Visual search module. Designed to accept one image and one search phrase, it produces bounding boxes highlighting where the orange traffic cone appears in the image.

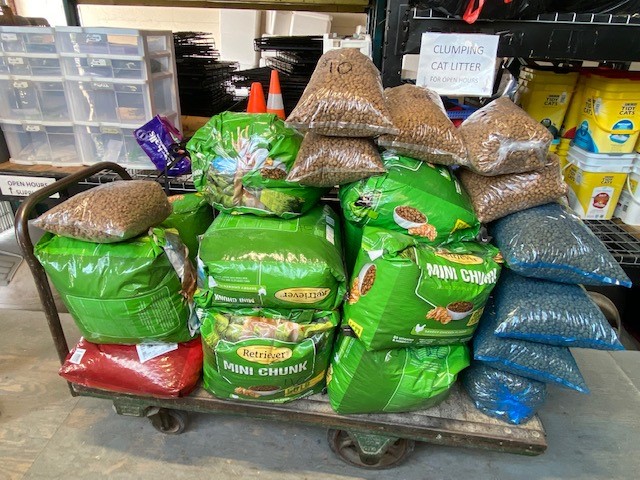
[247,82,267,113]
[267,70,286,119]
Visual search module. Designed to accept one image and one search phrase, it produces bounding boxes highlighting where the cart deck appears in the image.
[15,163,547,469]
[77,383,546,455]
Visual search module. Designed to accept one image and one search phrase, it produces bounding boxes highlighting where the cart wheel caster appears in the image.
[327,429,415,469]
[147,408,187,435]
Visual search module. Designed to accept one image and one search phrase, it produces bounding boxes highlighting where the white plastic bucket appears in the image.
[565,146,633,220]
[614,163,640,225]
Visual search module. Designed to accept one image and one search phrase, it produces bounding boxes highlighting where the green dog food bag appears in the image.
[343,219,364,277]
[161,193,214,262]
[344,227,502,350]
[339,153,480,246]
[327,334,470,414]
[187,112,326,218]
[198,303,338,403]
[35,228,196,344]
[198,204,346,310]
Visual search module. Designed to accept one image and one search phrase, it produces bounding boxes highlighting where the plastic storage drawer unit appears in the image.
[0,77,70,122]
[66,76,178,125]
[75,123,154,169]
[61,53,171,80]
[1,121,81,166]
[0,27,56,54]
[56,27,172,56]
[2,54,62,76]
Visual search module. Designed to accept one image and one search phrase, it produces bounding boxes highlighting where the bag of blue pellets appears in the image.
[493,270,623,350]
[462,363,547,425]
[474,299,589,393]
[490,203,631,288]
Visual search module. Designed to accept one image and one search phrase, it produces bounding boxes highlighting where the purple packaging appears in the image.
[135,116,191,176]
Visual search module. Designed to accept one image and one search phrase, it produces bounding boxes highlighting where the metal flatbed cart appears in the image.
[15,163,546,469]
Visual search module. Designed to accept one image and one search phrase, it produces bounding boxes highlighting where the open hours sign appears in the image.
[417,33,499,97]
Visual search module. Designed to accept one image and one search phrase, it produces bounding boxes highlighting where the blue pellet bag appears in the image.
[493,270,624,350]
[462,362,547,425]
[490,203,631,287]
[474,299,589,393]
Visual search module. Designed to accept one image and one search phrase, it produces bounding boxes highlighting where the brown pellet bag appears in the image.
[34,180,172,243]
[377,85,467,165]
[458,155,568,223]
[286,48,396,137]
[286,133,386,187]
[460,97,553,176]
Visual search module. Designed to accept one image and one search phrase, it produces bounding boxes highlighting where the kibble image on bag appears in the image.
[340,153,480,245]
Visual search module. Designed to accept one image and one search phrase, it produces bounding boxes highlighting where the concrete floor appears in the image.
[2,235,640,478]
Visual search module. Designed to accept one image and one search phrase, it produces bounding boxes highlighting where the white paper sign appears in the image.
[136,343,178,363]
[0,175,59,198]
[417,33,500,97]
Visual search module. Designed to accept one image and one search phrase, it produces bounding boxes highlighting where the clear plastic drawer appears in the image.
[61,53,171,80]
[2,54,62,76]
[0,77,70,122]
[0,27,57,54]
[66,76,177,125]
[75,123,154,169]
[1,121,81,166]
[56,27,171,56]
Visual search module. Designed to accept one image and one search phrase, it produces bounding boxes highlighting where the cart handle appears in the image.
[14,163,132,376]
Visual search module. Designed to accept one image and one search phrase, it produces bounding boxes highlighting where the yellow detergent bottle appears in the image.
[573,73,640,153]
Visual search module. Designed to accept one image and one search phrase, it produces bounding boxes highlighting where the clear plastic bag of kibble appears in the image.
[493,270,624,350]
[285,48,397,138]
[459,97,553,176]
[33,181,172,243]
[458,156,568,223]
[462,363,547,425]
[286,133,386,187]
[490,202,632,287]
[376,84,467,166]
[474,298,589,393]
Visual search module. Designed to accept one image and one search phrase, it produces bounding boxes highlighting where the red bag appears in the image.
[59,338,203,398]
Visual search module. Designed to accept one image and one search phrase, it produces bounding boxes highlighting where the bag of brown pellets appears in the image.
[286,49,397,137]
[377,85,467,165]
[459,97,553,176]
[34,180,172,243]
[458,155,568,223]
[286,133,386,187]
